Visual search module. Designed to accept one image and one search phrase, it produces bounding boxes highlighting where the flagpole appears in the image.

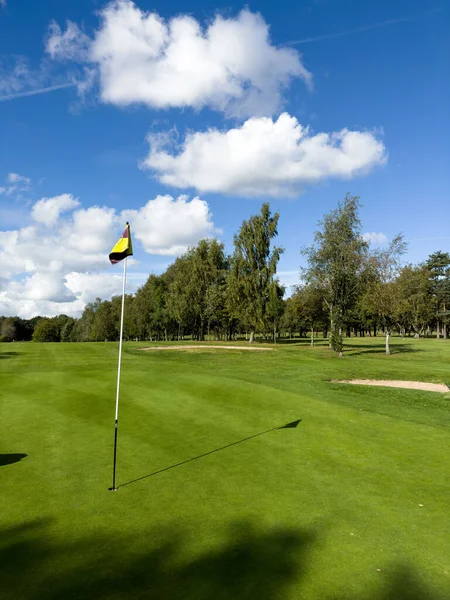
[109,255,128,491]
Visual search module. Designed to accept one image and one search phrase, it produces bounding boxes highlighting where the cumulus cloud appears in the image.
[0,192,217,317]
[31,193,80,226]
[143,113,387,197]
[363,232,388,246]
[46,2,310,116]
[122,194,219,255]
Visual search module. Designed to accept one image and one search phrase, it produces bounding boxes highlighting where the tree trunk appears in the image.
[385,330,390,355]
[437,321,440,339]
[310,327,314,347]
[329,311,334,348]
[249,330,254,344]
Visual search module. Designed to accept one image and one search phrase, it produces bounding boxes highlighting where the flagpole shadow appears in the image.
[119,420,301,489]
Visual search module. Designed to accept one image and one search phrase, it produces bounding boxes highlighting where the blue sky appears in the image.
[0,0,449,318]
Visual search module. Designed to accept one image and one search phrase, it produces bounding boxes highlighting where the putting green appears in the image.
[1,338,449,599]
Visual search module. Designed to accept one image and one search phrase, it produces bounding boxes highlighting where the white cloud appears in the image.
[0,0,6,9]
[0,172,32,196]
[46,2,311,117]
[31,193,80,226]
[143,113,387,197]
[363,232,388,246]
[7,173,30,184]
[65,272,126,305]
[122,194,219,255]
[46,21,91,61]
[0,193,218,317]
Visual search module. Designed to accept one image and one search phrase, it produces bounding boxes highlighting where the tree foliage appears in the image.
[302,194,369,355]
[228,203,283,342]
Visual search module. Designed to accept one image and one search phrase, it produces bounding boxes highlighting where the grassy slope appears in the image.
[1,338,449,600]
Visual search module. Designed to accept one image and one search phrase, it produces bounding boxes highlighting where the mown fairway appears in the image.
[1,338,449,600]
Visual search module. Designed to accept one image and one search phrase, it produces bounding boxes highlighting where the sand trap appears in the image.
[140,345,273,352]
[332,379,449,393]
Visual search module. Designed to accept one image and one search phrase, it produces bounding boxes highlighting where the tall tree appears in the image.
[0,317,17,342]
[71,298,102,341]
[395,265,434,338]
[227,203,283,343]
[134,274,170,341]
[362,235,407,354]
[302,194,369,356]
[266,281,285,343]
[292,284,327,347]
[426,251,450,339]
[91,301,116,341]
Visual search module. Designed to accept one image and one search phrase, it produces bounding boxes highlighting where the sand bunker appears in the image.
[140,345,273,352]
[332,379,449,393]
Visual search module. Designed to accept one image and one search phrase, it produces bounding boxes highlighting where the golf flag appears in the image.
[109,223,133,264]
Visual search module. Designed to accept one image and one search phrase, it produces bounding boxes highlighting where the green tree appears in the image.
[292,284,327,347]
[91,301,116,341]
[395,265,434,338]
[70,298,102,341]
[227,203,283,343]
[362,235,407,355]
[111,294,137,340]
[32,318,61,342]
[60,318,76,342]
[266,281,285,343]
[426,251,450,339]
[134,274,170,341]
[0,317,17,342]
[302,195,369,356]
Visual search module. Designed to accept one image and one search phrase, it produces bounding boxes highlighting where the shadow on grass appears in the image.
[1,519,447,600]
[0,453,27,466]
[0,519,314,600]
[274,338,330,346]
[343,344,423,357]
[120,420,301,488]
[0,351,21,359]
[333,567,447,600]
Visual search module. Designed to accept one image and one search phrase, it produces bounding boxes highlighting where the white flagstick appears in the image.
[110,255,128,491]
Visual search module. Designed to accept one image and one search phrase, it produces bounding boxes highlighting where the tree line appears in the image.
[1,196,449,355]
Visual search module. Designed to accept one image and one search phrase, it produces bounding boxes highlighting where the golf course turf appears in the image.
[1,338,449,599]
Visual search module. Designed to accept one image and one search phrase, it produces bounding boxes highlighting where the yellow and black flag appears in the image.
[109,223,133,264]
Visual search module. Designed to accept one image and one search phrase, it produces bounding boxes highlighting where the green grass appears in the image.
[1,337,450,599]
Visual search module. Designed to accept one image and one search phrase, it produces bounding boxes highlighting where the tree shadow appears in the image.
[120,420,301,489]
[0,518,315,600]
[343,344,422,357]
[1,520,447,600]
[276,337,329,348]
[0,351,21,359]
[0,453,27,466]
[333,565,448,600]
